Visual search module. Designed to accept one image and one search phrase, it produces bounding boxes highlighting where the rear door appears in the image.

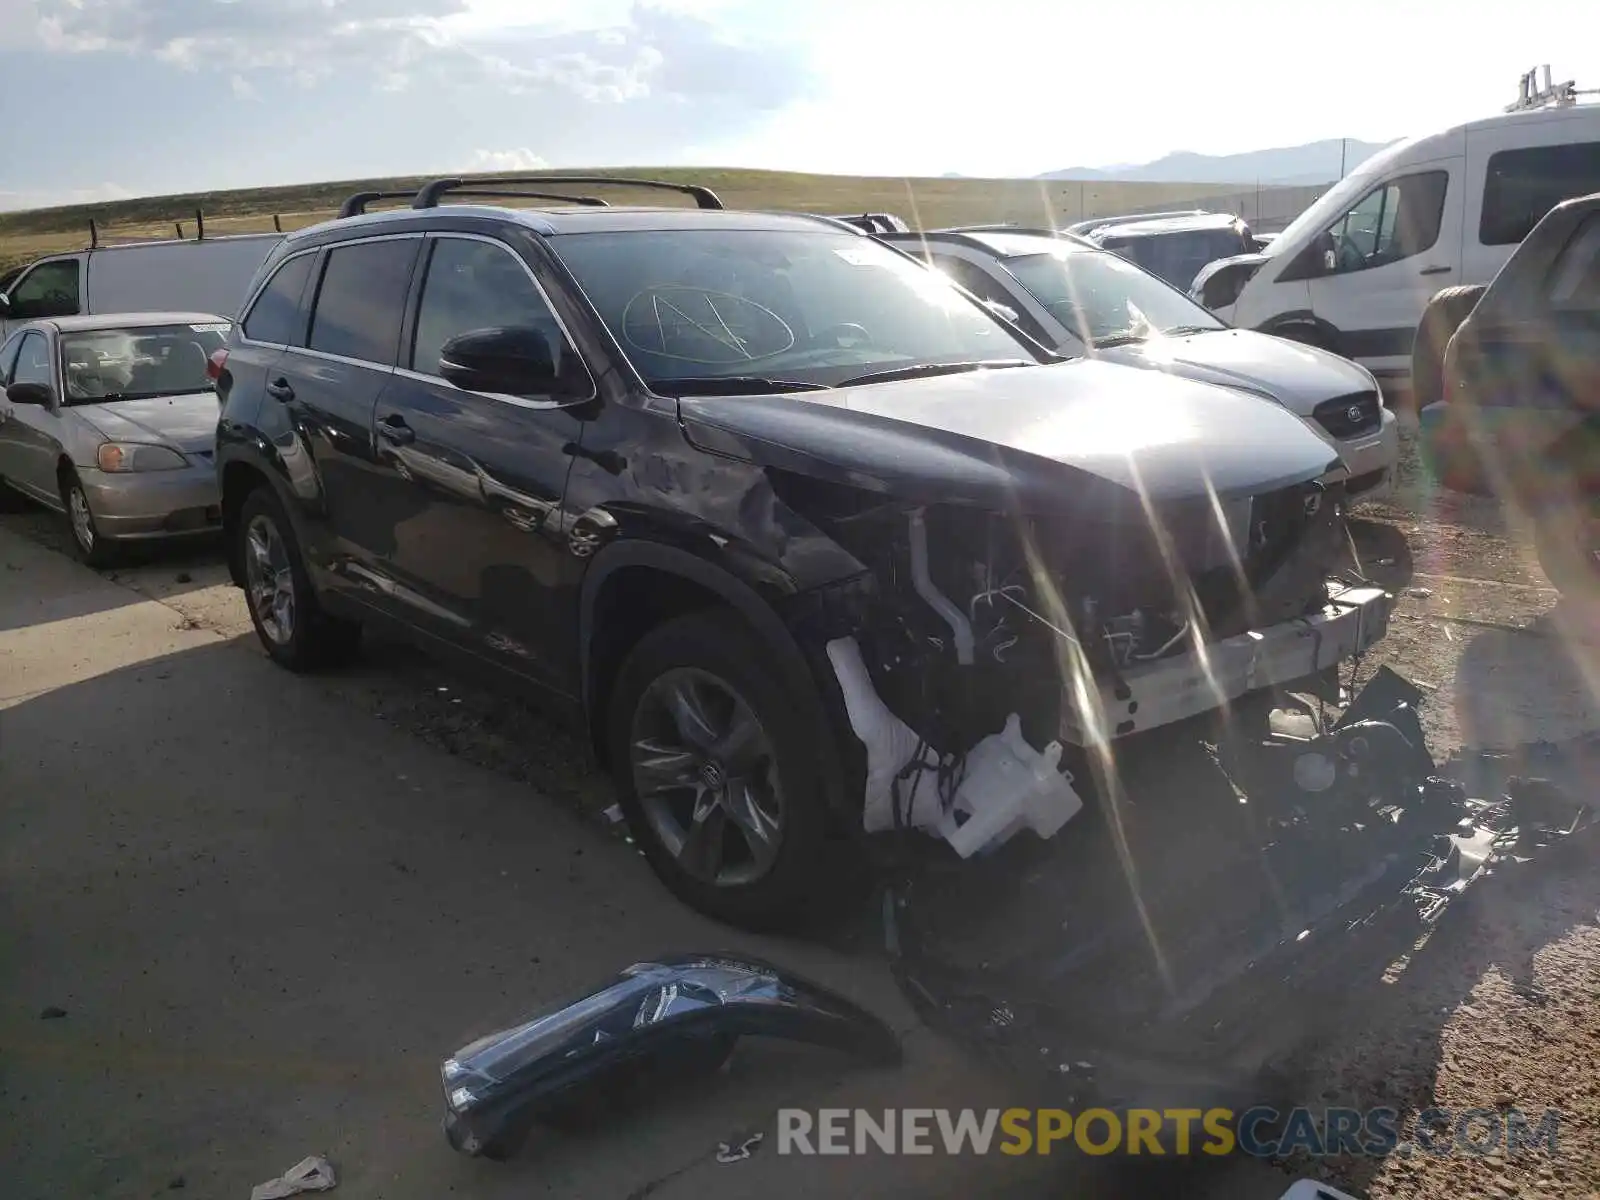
[367,231,590,687]
[268,234,423,606]
[1306,163,1461,376]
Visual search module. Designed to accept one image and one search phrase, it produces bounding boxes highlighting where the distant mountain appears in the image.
[1039,138,1396,186]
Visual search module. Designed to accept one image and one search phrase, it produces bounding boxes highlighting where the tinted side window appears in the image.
[242,253,315,346]
[308,239,419,365]
[410,237,572,377]
[1328,171,1448,273]
[929,253,1053,344]
[1548,214,1600,314]
[0,332,22,383]
[12,332,53,387]
[9,259,81,319]
[1481,142,1600,247]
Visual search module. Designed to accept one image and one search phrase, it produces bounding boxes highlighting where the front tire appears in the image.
[235,485,361,671]
[1411,284,1487,410]
[606,609,837,931]
[61,471,119,568]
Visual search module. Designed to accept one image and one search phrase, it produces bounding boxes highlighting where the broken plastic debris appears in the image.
[602,803,624,825]
[1277,1182,1359,1200]
[249,1156,336,1200]
[825,637,941,832]
[1407,586,1433,598]
[716,1131,763,1162]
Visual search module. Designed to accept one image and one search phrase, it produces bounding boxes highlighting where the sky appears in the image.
[0,0,1594,210]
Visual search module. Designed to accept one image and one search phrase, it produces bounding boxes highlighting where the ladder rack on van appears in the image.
[83,208,285,250]
[1507,65,1598,112]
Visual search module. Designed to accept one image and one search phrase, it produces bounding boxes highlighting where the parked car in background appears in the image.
[1076,211,1261,291]
[214,175,1380,930]
[1420,191,1600,592]
[0,232,282,341]
[1192,78,1600,392]
[878,225,1399,501]
[0,312,230,564]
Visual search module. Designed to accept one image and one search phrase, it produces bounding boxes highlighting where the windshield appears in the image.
[59,322,230,404]
[1002,246,1224,346]
[547,229,1039,390]
[1266,149,1405,256]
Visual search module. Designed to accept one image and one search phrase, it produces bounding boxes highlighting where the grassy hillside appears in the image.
[0,167,1272,277]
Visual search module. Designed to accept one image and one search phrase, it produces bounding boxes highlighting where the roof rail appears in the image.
[340,191,422,219]
[1065,209,1212,235]
[931,223,1075,239]
[413,175,724,211]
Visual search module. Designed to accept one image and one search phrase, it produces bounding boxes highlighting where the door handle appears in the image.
[1419,265,1453,276]
[377,415,415,445]
[265,377,295,402]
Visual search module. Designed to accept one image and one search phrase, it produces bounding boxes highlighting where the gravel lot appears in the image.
[3,430,1597,1198]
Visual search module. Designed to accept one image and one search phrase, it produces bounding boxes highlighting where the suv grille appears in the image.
[1313,391,1381,440]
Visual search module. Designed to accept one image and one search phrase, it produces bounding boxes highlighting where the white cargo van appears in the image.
[1192,71,1600,387]
[0,232,284,341]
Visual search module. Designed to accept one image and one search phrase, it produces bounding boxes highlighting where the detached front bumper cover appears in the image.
[440,954,901,1159]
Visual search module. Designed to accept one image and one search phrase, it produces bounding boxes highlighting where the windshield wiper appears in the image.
[835,359,1032,387]
[1162,325,1219,337]
[1089,333,1148,349]
[651,376,833,397]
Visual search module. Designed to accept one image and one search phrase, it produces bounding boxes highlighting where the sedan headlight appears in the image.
[96,442,187,472]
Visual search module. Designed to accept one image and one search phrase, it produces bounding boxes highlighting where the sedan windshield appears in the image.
[60,322,229,404]
[547,229,1040,390]
[1002,247,1225,348]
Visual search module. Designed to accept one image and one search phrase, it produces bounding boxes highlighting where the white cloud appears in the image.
[466,148,548,172]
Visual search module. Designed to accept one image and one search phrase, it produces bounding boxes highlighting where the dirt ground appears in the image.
[3,427,1598,1198]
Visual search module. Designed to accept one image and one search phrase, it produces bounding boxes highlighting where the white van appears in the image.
[0,233,284,341]
[1192,77,1600,388]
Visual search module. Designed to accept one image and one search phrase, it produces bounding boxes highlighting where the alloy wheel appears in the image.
[244,513,296,645]
[68,485,95,552]
[629,667,784,888]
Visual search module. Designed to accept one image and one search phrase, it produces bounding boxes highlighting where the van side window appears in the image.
[1548,215,1600,314]
[1327,171,1448,274]
[1481,142,1600,247]
[242,254,316,346]
[308,239,419,365]
[410,237,571,378]
[7,259,81,320]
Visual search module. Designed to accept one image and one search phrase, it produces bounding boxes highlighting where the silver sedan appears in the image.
[0,311,230,565]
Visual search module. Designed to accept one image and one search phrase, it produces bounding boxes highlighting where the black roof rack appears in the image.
[340,187,612,219]
[339,191,420,219]
[929,224,1076,239]
[412,175,724,211]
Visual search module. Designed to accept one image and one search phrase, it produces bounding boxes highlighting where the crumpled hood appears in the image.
[679,358,1342,510]
[71,392,218,456]
[1096,328,1377,418]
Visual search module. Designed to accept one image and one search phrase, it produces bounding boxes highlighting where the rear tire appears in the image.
[606,608,840,931]
[235,485,362,671]
[1411,284,1487,410]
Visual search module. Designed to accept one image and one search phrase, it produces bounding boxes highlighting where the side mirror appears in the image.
[6,380,54,406]
[439,326,575,398]
[982,299,1022,325]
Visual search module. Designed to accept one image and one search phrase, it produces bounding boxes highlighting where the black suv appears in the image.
[213,175,1356,929]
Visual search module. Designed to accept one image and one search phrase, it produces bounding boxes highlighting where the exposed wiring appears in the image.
[1129,620,1190,662]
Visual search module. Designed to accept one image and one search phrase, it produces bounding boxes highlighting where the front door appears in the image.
[0,330,64,502]
[369,233,588,691]
[1,256,84,340]
[1307,162,1462,377]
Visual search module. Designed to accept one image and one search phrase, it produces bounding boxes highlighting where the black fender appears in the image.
[1255,309,1342,352]
[214,429,310,588]
[577,536,857,824]
[440,953,901,1159]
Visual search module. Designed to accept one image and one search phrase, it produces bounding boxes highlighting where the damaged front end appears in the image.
[774,461,1386,855]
